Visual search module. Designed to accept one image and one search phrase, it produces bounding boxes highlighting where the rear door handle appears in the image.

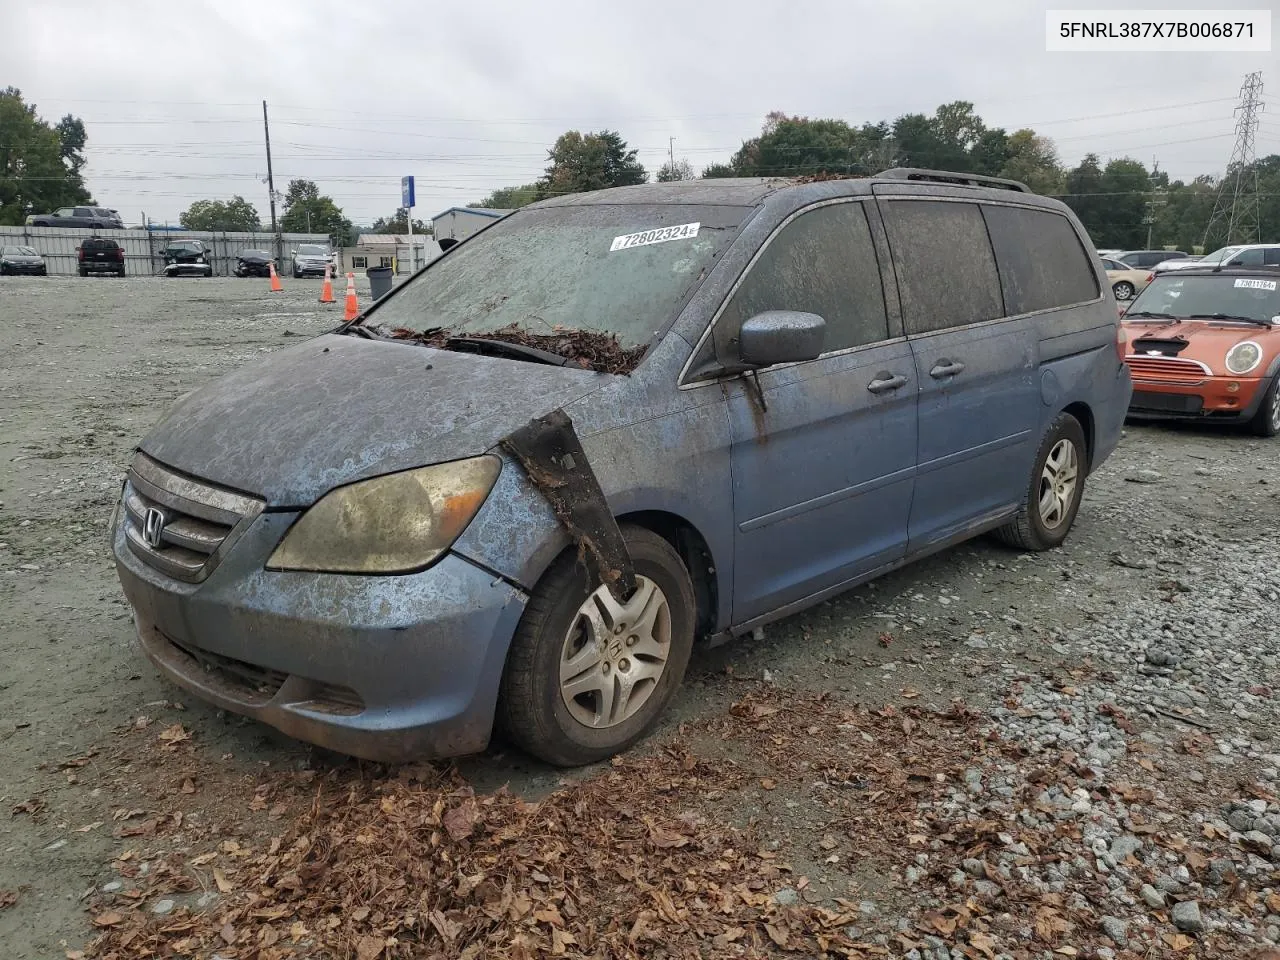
[867,372,908,394]
[930,360,966,379]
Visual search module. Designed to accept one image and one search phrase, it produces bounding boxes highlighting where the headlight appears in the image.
[266,455,501,574]
[1225,340,1263,375]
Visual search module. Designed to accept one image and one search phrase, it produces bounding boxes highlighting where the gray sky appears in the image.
[9,0,1279,227]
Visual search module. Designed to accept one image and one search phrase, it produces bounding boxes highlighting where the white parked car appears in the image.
[1155,243,1280,274]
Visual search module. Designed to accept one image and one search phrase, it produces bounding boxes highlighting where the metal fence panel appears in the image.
[0,227,332,277]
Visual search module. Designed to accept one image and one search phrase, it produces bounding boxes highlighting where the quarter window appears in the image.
[983,205,1099,315]
[714,201,890,362]
[881,200,1003,334]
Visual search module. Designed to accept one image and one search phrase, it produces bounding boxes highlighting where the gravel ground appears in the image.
[1,277,1278,959]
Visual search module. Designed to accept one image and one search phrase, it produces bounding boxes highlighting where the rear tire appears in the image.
[498,525,695,767]
[1112,280,1135,301]
[78,267,87,278]
[995,413,1088,551]
[1249,377,1280,438]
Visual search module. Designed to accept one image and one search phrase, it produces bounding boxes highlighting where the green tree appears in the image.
[728,112,885,177]
[0,88,91,225]
[998,130,1063,195]
[1061,154,1106,244]
[1098,158,1151,249]
[700,162,737,178]
[471,183,539,209]
[280,179,353,243]
[179,195,262,231]
[370,207,428,233]
[656,158,695,182]
[536,130,647,199]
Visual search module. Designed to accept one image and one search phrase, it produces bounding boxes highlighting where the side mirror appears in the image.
[290,248,297,256]
[739,311,826,367]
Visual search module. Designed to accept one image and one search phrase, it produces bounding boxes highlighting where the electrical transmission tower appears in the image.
[1202,71,1265,249]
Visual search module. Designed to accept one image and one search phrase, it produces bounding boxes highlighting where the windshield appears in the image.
[297,244,329,256]
[240,249,270,257]
[3,246,37,256]
[1128,273,1280,323]
[1200,246,1243,265]
[366,203,747,349]
[169,241,201,251]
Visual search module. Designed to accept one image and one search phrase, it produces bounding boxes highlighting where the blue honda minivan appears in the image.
[113,169,1132,766]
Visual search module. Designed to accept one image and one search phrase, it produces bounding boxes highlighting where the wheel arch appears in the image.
[614,510,720,642]
[1062,401,1095,470]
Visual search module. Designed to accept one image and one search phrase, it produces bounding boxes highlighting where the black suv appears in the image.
[78,238,126,277]
[28,206,125,229]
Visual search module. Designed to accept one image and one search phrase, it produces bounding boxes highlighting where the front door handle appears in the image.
[930,359,966,379]
[867,372,908,394]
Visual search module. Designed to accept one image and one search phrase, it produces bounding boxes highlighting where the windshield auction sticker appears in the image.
[1235,278,1278,290]
[610,222,700,252]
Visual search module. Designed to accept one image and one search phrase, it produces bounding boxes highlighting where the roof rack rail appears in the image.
[876,167,1031,194]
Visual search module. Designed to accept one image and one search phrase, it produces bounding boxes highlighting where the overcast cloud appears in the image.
[9,0,1279,227]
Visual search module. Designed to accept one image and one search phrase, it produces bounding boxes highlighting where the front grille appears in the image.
[1131,390,1204,414]
[1124,354,1211,385]
[121,453,263,583]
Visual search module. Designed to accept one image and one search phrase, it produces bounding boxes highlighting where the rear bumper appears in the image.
[112,505,528,762]
[1126,374,1270,422]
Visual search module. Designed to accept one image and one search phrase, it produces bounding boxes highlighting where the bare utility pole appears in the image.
[669,137,675,175]
[1202,71,1265,249]
[263,100,281,265]
[1144,159,1165,249]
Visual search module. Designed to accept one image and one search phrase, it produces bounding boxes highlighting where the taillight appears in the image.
[1115,323,1127,363]
[77,248,84,260]
[1146,272,1154,282]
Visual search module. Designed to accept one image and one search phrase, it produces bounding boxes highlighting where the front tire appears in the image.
[498,525,695,767]
[1249,377,1280,437]
[1112,280,1135,301]
[996,413,1087,551]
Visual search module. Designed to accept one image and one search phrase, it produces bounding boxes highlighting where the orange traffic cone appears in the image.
[268,261,283,293]
[343,272,359,322]
[319,264,335,303]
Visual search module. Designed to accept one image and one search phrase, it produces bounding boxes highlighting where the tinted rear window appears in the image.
[983,205,1098,314]
[881,200,1003,334]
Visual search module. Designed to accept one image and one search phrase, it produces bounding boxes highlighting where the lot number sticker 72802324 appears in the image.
[610,222,700,252]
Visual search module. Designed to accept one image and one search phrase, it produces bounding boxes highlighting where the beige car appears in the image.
[1101,257,1151,301]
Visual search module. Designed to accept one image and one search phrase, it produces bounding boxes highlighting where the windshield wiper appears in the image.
[444,336,572,367]
[1124,311,1179,321]
[1189,313,1273,327]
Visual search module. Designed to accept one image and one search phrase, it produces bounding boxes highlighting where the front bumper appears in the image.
[112,503,528,762]
[1,263,46,274]
[1126,373,1270,422]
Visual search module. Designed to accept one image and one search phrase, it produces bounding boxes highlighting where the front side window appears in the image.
[881,200,1003,334]
[368,202,747,348]
[712,201,890,362]
[983,204,1099,314]
[55,208,73,217]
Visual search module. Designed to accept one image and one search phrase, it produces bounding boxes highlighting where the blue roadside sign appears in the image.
[401,176,415,209]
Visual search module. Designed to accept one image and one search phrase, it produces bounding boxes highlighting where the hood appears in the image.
[138,333,609,506]
[2,254,42,263]
[1123,318,1272,369]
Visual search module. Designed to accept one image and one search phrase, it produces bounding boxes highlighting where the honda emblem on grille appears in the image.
[142,507,167,548]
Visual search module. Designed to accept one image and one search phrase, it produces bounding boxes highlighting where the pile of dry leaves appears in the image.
[78,692,986,959]
[380,324,648,375]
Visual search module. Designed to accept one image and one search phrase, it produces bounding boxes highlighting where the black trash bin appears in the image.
[367,265,394,301]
